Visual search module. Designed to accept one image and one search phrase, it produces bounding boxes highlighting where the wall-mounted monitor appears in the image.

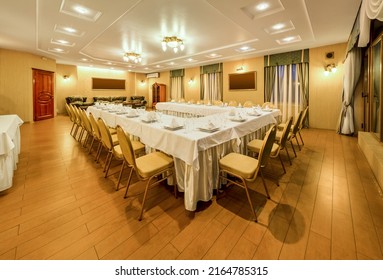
[228,71,257,91]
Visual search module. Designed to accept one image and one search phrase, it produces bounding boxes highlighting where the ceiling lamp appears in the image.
[123,52,142,63]
[161,36,185,53]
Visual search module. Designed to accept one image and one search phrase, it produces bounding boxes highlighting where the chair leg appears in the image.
[173,169,177,199]
[95,143,103,162]
[290,141,297,157]
[88,137,95,154]
[104,153,113,177]
[116,161,125,191]
[279,154,286,174]
[298,131,304,146]
[243,180,258,222]
[123,168,134,198]
[285,147,292,165]
[260,169,271,198]
[295,136,301,151]
[139,180,151,221]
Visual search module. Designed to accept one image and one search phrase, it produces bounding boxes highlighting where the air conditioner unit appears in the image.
[146,72,160,78]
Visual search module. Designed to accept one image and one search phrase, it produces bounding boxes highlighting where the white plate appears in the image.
[198,127,220,133]
[125,114,138,118]
[247,112,261,116]
[262,109,272,112]
[164,125,184,131]
[141,119,157,123]
[230,118,247,122]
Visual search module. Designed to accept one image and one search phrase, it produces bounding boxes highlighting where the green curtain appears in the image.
[170,69,184,77]
[264,67,276,102]
[297,63,309,127]
[265,49,309,67]
[200,63,223,100]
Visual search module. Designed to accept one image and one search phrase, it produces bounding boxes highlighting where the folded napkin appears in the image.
[127,110,137,116]
[206,120,216,129]
[146,111,157,121]
[228,109,236,116]
[251,108,262,115]
[170,118,180,128]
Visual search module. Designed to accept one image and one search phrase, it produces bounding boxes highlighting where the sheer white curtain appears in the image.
[170,76,183,100]
[337,47,362,135]
[359,0,383,47]
[270,64,303,123]
[201,72,222,101]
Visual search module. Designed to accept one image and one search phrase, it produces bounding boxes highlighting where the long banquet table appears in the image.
[0,114,23,191]
[87,104,280,211]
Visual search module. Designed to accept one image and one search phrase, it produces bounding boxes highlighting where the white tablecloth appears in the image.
[0,115,23,191]
[155,102,232,117]
[87,106,280,211]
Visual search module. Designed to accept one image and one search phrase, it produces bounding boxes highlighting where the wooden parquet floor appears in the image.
[0,115,382,260]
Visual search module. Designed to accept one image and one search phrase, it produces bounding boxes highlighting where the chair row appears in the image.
[217,106,309,222]
[65,103,177,221]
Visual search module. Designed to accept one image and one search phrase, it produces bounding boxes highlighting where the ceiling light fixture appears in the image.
[162,36,185,53]
[256,2,270,11]
[123,52,142,63]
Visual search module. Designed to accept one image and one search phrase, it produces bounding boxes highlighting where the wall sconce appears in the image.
[188,78,194,85]
[236,66,244,72]
[140,80,146,85]
[63,75,70,80]
[324,63,337,76]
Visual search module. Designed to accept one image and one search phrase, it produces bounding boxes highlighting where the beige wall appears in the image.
[309,43,347,130]
[2,44,357,130]
[0,49,56,122]
[223,57,264,106]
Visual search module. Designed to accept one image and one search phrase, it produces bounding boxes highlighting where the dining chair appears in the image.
[78,109,93,148]
[247,116,294,178]
[213,100,223,106]
[65,103,77,136]
[228,100,238,107]
[261,102,274,109]
[296,106,309,146]
[68,104,82,140]
[243,101,254,108]
[278,110,304,156]
[116,125,177,221]
[97,117,123,177]
[88,112,103,156]
[218,125,276,222]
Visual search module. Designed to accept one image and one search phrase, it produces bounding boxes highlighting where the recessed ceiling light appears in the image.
[206,53,222,58]
[74,6,88,15]
[273,23,285,30]
[64,27,76,33]
[256,2,270,11]
[185,58,197,62]
[235,46,255,53]
[60,1,102,22]
[276,35,301,45]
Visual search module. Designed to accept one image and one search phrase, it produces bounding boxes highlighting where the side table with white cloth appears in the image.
[87,106,280,211]
[0,115,23,191]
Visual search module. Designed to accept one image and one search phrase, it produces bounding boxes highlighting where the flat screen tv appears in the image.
[228,71,257,91]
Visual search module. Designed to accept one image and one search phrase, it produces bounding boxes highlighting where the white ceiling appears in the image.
[0,0,361,73]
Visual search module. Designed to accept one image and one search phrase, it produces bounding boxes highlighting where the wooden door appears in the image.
[33,69,54,121]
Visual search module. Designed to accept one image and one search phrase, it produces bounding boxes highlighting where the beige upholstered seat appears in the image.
[116,125,177,220]
[228,100,238,107]
[218,125,277,222]
[65,103,77,137]
[213,100,223,106]
[248,116,294,177]
[69,104,83,140]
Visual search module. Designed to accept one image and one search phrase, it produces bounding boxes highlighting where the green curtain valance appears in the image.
[170,69,184,77]
[264,49,309,67]
[200,63,223,74]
